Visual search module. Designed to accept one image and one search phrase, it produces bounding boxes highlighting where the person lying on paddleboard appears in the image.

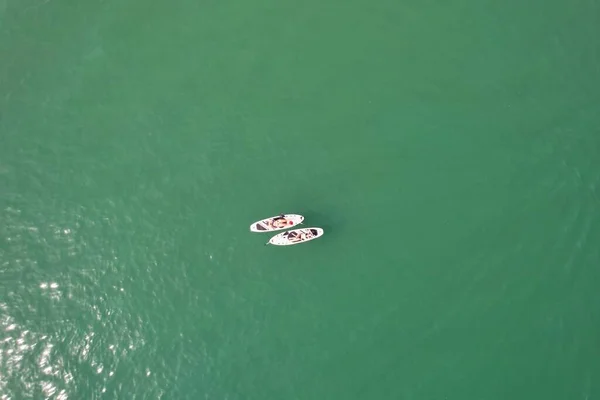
[286,231,311,242]
[270,214,294,229]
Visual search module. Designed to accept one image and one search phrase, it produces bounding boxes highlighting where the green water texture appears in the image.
[1,0,600,398]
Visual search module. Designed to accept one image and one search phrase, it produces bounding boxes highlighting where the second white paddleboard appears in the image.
[267,227,324,246]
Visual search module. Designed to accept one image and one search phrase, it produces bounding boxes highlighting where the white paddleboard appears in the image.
[249,214,304,233]
[268,227,324,246]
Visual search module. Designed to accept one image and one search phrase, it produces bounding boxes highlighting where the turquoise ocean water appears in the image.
[1,0,599,398]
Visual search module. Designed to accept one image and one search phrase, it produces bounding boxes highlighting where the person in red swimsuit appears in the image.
[271,215,293,229]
